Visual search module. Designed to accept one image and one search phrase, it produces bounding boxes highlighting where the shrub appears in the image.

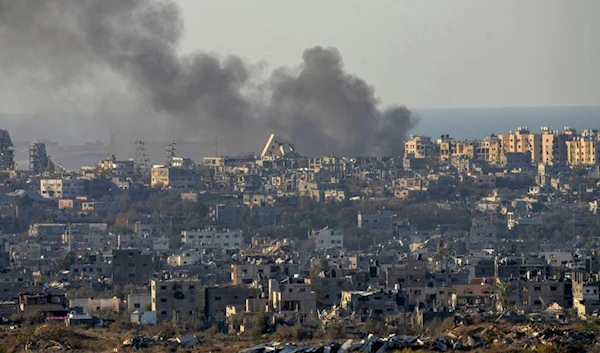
[250,312,270,337]
[423,317,454,335]
[274,324,314,341]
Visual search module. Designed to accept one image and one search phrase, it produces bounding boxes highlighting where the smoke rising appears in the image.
[0,0,418,156]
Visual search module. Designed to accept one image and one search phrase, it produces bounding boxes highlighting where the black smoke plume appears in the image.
[0,0,418,156]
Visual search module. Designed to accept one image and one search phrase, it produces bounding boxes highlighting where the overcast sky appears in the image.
[176,0,600,109]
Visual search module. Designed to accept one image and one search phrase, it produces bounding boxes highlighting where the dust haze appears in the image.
[0,0,418,156]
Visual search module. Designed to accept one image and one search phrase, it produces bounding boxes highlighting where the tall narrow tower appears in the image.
[29,141,49,175]
[134,140,151,176]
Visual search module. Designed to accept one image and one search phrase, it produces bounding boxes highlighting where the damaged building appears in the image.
[0,130,15,171]
[29,141,49,175]
[260,134,296,159]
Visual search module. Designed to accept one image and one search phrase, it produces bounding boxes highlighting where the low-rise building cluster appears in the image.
[0,127,599,332]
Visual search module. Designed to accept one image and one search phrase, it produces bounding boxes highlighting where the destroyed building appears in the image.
[0,130,15,171]
[260,134,296,159]
[29,141,49,175]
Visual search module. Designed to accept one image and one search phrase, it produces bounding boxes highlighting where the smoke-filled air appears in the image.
[0,0,419,156]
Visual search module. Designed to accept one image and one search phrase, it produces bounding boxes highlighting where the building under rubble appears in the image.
[0,130,15,171]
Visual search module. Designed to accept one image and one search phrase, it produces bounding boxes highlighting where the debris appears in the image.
[238,323,599,352]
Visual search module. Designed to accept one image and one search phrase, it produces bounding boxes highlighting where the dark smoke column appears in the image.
[0,1,418,156]
[263,46,419,157]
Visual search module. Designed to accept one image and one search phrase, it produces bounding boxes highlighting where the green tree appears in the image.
[250,312,271,337]
[52,251,77,273]
[309,259,330,278]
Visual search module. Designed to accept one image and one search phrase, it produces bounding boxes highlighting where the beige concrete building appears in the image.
[151,166,199,190]
[438,135,500,163]
[404,135,435,158]
[476,135,501,162]
[231,261,290,286]
[540,127,575,165]
[341,290,406,317]
[452,140,476,160]
[566,132,600,165]
[438,138,477,161]
[438,135,453,161]
[499,127,542,164]
[268,277,316,315]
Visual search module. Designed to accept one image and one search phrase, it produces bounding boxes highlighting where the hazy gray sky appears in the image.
[1,0,599,147]
[176,0,600,108]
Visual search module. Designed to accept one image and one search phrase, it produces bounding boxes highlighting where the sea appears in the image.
[411,106,600,140]
[6,106,600,170]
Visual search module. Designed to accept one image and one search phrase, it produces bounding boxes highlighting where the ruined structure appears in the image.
[0,130,15,171]
[260,134,296,159]
[29,141,49,175]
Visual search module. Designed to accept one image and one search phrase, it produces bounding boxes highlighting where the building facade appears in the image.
[112,249,153,286]
[181,228,243,250]
[313,227,343,250]
[151,279,202,322]
[40,178,85,199]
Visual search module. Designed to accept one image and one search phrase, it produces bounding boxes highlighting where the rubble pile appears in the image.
[122,334,201,350]
[239,324,599,353]
[25,340,72,351]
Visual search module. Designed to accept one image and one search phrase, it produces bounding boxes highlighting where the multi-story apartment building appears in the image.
[151,166,199,190]
[230,261,294,286]
[438,135,453,162]
[151,279,203,322]
[499,127,542,164]
[112,249,153,286]
[181,228,243,250]
[566,129,600,165]
[209,204,245,229]
[358,209,397,232]
[97,156,135,180]
[540,127,575,165]
[439,135,501,163]
[452,140,476,160]
[404,135,436,158]
[476,135,501,162]
[0,271,33,301]
[505,279,573,312]
[268,277,316,315]
[40,178,85,199]
[313,227,344,250]
[341,290,407,318]
[204,286,260,322]
[0,130,15,171]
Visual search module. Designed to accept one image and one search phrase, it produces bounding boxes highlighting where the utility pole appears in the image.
[68,221,72,253]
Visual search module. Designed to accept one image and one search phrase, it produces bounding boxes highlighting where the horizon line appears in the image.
[411,104,600,110]
[1,105,600,116]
